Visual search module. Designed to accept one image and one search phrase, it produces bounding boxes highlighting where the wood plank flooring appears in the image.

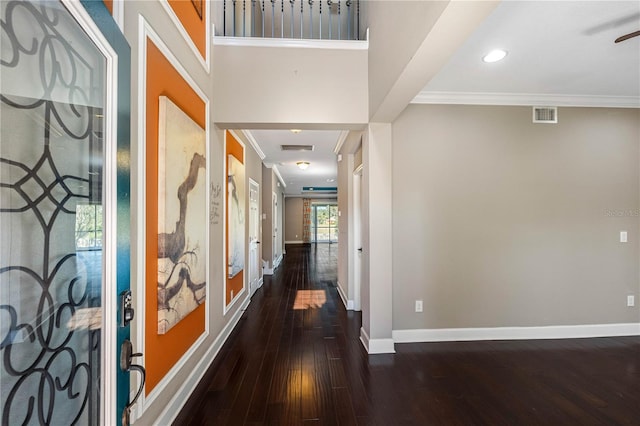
[175,243,640,425]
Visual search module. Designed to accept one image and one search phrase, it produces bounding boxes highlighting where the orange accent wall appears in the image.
[103,0,113,14]
[226,131,245,306]
[145,39,206,394]
[168,0,207,59]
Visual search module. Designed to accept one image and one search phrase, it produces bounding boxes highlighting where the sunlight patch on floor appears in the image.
[293,289,326,310]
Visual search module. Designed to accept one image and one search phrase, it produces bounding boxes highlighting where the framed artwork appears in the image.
[157,95,206,335]
[227,154,245,279]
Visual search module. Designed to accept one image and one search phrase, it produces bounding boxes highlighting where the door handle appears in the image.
[121,339,146,425]
[256,241,260,244]
[357,248,363,252]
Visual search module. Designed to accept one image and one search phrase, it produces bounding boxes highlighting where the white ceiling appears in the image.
[417,1,640,106]
[248,129,343,196]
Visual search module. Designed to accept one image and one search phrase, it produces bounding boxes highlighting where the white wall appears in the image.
[213,43,368,127]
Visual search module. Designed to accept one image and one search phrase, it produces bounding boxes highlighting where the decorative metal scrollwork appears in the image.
[1,1,104,424]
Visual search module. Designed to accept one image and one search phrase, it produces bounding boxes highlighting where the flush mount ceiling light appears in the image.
[482,49,507,63]
[290,129,302,134]
[296,161,310,170]
[326,178,335,183]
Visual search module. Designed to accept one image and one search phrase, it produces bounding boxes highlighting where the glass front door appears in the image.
[1,1,113,424]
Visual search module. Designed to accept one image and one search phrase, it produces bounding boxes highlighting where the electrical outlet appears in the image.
[628,295,635,307]
[415,300,423,313]
[620,231,628,243]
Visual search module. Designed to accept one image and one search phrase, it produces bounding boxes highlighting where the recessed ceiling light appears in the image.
[326,178,335,183]
[290,129,302,134]
[482,49,507,63]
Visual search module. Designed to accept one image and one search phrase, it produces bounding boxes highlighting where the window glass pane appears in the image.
[316,206,329,226]
[317,228,330,241]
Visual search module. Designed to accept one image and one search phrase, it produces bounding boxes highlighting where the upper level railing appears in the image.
[215,0,363,41]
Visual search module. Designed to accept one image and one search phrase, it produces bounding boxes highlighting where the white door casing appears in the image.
[353,166,363,311]
[249,179,260,295]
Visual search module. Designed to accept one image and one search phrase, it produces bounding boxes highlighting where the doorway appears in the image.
[311,203,338,243]
[352,167,362,311]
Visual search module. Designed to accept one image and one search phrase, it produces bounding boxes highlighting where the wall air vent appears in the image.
[532,107,558,124]
[281,145,315,151]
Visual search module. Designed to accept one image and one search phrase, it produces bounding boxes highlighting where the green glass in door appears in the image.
[0,0,132,424]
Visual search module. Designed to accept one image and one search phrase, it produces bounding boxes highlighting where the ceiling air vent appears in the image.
[532,107,558,124]
[281,145,315,151]
[302,186,337,194]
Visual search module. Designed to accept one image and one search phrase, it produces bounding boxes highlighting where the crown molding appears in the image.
[333,130,349,154]
[412,91,640,109]
[242,130,266,160]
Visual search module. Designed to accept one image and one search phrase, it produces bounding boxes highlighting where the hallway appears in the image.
[175,244,640,426]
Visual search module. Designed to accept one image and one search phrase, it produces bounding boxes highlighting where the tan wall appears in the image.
[338,132,364,305]
[392,105,640,330]
[285,197,304,242]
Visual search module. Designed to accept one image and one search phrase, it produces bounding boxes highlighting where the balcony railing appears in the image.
[217,0,362,40]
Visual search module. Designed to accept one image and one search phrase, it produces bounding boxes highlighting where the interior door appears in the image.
[0,1,131,424]
[248,180,260,295]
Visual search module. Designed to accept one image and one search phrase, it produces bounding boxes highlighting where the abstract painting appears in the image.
[227,154,245,279]
[157,96,206,335]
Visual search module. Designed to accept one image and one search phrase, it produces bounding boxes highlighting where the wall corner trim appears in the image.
[391,323,640,343]
[336,281,355,310]
[360,327,396,354]
[154,298,248,425]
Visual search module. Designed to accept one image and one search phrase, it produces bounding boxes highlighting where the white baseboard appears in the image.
[273,254,283,270]
[336,281,354,310]
[257,276,264,289]
[392,322,640,343]
[285,240,303,244]
[263,267,273,275]
[360,327,396,354]
[153,298,248,425]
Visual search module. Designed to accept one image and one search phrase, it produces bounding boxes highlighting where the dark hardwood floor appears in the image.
[174,243,640,426]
